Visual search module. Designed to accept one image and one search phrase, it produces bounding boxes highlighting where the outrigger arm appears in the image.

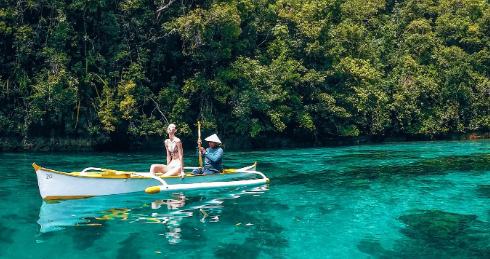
[144,164,269,194]
[75,163,268,195]
[135,173,169,188]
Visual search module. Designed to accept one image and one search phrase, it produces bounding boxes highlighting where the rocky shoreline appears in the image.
[2,132,490,152]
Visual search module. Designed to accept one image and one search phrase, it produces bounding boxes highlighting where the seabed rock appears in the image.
[398,210,478,245]
[359,210,490,258]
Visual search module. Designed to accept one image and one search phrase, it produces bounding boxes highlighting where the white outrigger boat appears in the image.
[33,163,269,200]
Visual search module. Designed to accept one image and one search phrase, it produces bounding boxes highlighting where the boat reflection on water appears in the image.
[37,185,268,243]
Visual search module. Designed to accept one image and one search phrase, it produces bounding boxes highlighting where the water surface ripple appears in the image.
[1,140,490,258]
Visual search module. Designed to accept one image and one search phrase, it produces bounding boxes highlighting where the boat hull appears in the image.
[34,165,264,200]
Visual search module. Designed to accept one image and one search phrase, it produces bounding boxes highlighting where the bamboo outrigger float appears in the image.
[33,163,269,200]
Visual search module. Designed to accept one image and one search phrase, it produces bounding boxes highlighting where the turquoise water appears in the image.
[2,140,490,258]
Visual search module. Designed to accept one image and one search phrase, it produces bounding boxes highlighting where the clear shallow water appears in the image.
[2,140,490,258]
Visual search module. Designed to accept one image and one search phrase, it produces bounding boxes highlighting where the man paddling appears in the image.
[192,134,223,175]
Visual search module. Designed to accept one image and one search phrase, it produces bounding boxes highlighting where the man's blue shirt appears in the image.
[197,147,223,172]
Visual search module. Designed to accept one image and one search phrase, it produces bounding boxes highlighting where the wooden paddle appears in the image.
[198,121,203,167]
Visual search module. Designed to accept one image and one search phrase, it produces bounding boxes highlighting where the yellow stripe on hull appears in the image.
[32,163,250,180]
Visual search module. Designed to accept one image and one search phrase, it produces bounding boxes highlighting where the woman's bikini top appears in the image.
[166,139,179,159]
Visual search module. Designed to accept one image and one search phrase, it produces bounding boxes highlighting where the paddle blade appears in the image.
[198,121,203,167]
[198,121,201,138]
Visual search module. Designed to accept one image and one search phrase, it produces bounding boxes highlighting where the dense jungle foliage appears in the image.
[1,0,490,149]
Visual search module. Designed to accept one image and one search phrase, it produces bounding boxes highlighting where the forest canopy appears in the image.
[1,0,490,149]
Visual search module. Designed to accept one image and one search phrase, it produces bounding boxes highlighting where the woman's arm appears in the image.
[165,140,171,165]
[177,140,184,174]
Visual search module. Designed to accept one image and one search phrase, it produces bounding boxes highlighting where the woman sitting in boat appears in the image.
[192,134,223,175]
[150,123,185,179]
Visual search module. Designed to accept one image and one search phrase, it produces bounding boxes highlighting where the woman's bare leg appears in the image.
[163,165,182,176]
[150,164,169,176]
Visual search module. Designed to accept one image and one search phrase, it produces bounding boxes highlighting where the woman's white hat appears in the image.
[205,134,221,144]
